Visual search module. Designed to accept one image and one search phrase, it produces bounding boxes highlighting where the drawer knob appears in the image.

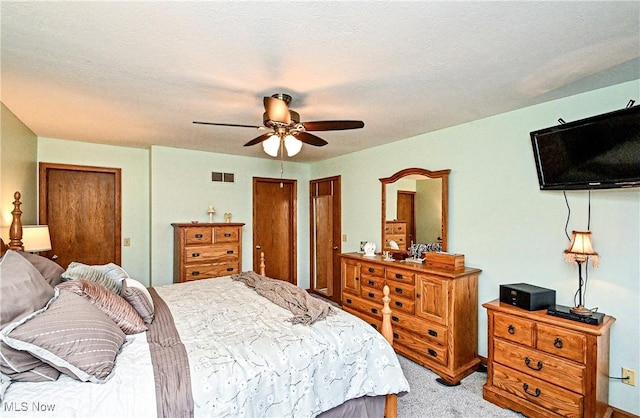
[554,338,563,349]
[371,324,378,330]
[508,325,515,334]
[226,250,234,254]
[195,234,203,238]
[368,267,375,273]
[523,383,541,398]
[224,233,232,237]
[428,329,438,337]
[192,252,200,257]
[395,273,403,279]
[393,333,399,340]
[368,292,375,298]
[371,308,379,314]
[427,349,437,357]
[346,298,352,304]
[191,271,200,276]
[395,287,403,294]
[392,316,399,323]
[395,301,403,308]
[368,280,375,285]
[226,267,234,272]
[525,357,543,371]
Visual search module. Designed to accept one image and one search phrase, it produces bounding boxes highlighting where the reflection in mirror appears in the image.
[381,168,450,254]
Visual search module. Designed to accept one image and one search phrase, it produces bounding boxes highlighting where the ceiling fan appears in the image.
[193,93,364,156]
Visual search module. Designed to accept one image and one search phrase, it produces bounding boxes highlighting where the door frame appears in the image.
[39,162,121,265]
[252,177,297,284]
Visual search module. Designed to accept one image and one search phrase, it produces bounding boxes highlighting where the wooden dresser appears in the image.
[483,300,615,418]
[340,252,481,385]
[172,223,244,283]
[383,221,407,251]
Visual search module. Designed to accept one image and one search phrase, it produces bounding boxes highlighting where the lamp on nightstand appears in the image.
[563,230,599,316]
[22,225,52,254]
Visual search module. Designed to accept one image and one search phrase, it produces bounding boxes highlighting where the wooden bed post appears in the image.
[259,252,266,276]
[8,191,24,251]
[381,285,398,418]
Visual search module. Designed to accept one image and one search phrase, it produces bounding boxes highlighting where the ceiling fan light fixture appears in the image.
[284,135,303,157]
[262,135,280,157]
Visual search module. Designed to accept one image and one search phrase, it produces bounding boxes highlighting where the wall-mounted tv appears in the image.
[530,105,640,190]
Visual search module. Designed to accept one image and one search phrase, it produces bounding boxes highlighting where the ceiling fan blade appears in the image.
[302,120,364,131]
[193,121,262,129]
[244,133,273,147]
[263,97,291,124]
[295,131,328,147]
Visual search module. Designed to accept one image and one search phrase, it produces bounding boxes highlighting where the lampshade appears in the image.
[564,230,599,267]
[207,206,216,214]
[262,135,280,157]
[283,135,302,157]
[22,225,52,252]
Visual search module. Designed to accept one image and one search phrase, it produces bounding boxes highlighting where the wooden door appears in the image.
[309,176,341,304]
[252,177,296,284]
[397,191,416,245]
[312,195,333,293]
[39,163,121,269]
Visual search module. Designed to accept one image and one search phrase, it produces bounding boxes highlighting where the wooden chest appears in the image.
[172,223,244,283]
[483,300,615,417]
[341,252,481,385]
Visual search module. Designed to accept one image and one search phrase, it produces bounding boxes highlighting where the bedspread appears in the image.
[154,277,409,418]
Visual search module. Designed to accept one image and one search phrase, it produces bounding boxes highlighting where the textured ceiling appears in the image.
[1,1,639,162]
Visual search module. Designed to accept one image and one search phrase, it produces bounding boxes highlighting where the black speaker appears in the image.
[499,283,556,311]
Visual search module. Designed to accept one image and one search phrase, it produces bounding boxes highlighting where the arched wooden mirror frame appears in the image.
[380,167,450,253]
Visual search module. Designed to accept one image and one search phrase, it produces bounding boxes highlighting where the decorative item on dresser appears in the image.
[483,300,615,418]
[172,222,244,283]
[341,252,482,386]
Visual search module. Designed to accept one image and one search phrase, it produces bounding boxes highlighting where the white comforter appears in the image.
[1,277,409,418]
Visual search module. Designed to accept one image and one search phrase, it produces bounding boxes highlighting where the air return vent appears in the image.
[212,172,235,183]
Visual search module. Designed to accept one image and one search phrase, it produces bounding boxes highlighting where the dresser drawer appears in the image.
[387,280,415,301]
[342,295,384,319]
[343,306,382,332]
[491,363,583,418]
[184,244,240,262]
[389,309,447,346]
[184,227,213,244]
[493,312,534,347]
[361,262,385,278]
[184,263,239,280]
[494,339,585,394]
[386,267,415,284]
[361,275,385,290]
[537,323,586,363]
[214,226,240,242]
[393,330,448,367]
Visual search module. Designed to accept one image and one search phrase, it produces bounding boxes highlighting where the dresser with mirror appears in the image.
[341,167,481,385]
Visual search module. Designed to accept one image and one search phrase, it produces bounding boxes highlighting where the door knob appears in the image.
[256,245,261,249]
[333,246,339,250]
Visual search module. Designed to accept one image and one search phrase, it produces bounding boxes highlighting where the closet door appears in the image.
[39,163,121,269]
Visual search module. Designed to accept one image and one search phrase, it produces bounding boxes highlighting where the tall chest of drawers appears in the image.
[341,252,481,385]
[172,223,244,283]
[483,300,615,418]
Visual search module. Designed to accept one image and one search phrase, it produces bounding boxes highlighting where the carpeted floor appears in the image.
[397,355,524,418]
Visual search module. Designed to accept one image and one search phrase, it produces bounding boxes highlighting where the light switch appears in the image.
[123,238,131,246]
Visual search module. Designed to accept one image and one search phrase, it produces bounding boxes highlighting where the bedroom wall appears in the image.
[149,145,311,287]
[0,103,38,226]
[36,138,151,285]
[310,79,640,414]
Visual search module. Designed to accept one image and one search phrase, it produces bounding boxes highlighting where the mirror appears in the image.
[380,168,450,254]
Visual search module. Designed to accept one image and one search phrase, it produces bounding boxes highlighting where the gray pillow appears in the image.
[121,279,155,324]
[0,250,60,383]
[61,262,122,294]
[16,252,64,287]
[57,280,147,334]
[0,289,126,382]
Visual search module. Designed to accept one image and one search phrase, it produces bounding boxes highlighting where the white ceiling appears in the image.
[2,1,639,162]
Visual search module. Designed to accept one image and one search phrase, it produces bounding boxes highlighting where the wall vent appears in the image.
[212,172,235,183]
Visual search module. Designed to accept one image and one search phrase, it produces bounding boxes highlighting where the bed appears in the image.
[0,191,409,417]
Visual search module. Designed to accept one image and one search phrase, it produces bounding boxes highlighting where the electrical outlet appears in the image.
[622,367,636,386]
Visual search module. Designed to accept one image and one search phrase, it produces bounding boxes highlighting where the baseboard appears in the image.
[611,406,639,418]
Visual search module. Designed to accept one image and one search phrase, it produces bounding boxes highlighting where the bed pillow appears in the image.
[0,289,126,383]
[61,262,122,294]
[16,251,64,287]
[0,250,61,383]
[57,280,147,334]
[121,278,155,324]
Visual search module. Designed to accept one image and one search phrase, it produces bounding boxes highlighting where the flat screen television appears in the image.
[530,105,640,190]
